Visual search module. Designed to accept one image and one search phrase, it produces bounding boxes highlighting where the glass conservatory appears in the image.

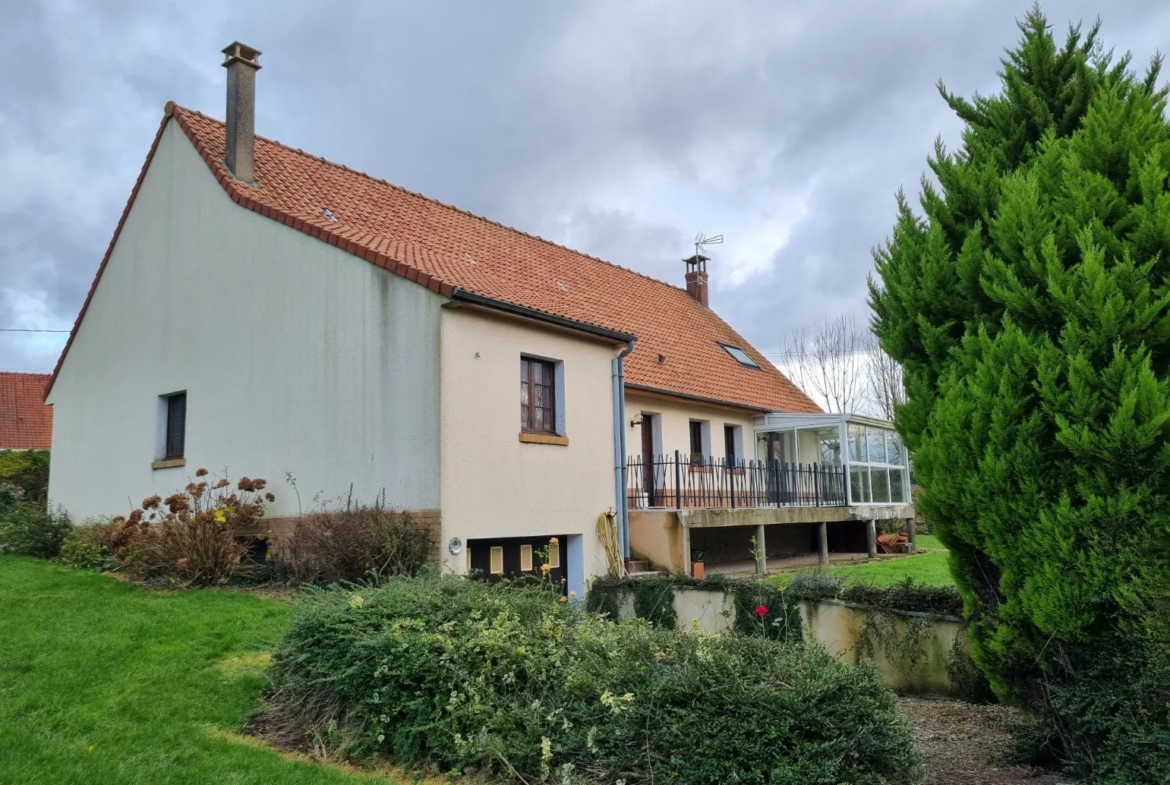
[751,412,910,506]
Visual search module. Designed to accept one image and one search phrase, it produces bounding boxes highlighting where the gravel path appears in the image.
[898,697,1073,784]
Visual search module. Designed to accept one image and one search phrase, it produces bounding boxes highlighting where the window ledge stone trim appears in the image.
[519,432,569,446]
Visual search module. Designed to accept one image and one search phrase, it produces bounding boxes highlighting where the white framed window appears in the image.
[520,544,533,572]
[546,539,560,568]
[846,424,908,504]
[490,546,504,574]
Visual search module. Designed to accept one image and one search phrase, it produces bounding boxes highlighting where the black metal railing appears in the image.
[626,451,847,510]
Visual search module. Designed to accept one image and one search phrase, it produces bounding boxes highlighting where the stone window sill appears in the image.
[519,432,569,446]
[152,457,186,470]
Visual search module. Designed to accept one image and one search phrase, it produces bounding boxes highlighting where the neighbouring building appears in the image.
[0,372,52,451]
[46,43,913,595]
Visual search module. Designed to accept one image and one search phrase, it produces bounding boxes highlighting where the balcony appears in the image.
[626,452,846,510]
[623,412,916,577]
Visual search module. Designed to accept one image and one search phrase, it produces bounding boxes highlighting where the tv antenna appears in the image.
[694,231,723,259]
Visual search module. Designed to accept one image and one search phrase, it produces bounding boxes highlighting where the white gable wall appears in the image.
[47,119,443,519]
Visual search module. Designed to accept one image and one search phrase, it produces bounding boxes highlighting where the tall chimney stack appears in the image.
[683,253,709,307]
[221,42,262,184]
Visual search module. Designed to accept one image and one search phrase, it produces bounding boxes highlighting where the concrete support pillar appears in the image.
[907,518,917,553]
[817,522,829,567]
[866,519,877,559]
[755,524,767,574]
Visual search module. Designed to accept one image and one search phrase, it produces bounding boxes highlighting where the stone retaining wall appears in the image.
[605,585,970,697]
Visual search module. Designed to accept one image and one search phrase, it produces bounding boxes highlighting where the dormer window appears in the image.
[719,343,759,368]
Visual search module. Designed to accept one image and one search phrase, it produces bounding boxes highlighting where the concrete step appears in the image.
[626,570,667,578]
[625,559,653,573]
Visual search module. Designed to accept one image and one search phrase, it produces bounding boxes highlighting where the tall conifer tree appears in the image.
[871,7,1170,780]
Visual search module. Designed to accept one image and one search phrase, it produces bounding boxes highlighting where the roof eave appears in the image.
[624,383,775,414]
[450,289,636,345]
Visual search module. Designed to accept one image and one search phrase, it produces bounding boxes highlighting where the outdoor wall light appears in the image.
[630,413,644,427]
[448,537,463,555]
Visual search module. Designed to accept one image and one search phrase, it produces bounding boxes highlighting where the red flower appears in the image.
[755,605,768,618]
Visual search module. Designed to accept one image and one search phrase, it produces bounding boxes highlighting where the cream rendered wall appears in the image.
[47,119,444,520]
[440,306,620,581]
[624,392,755,462]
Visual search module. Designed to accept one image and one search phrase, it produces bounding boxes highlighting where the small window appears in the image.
[521,357,557,433]
[689,421,705,464]
[724,425,737,464]
[546,539,560,569]
[490,546,504,574]
[164,392,186,459]
[719,343,760,369]
[520,544,533,572]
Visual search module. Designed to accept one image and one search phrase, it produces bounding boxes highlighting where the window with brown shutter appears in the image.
[521,357,556,433]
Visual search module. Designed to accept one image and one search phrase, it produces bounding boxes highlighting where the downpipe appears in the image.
[612,340,636,565]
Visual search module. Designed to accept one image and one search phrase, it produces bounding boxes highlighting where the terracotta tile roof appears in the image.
[0,373,52,450]
[50,104,819,414]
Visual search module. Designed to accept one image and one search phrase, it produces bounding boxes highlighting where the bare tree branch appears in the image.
[868,344,906,421]
[775,315,906,420]
[779,315,872,414]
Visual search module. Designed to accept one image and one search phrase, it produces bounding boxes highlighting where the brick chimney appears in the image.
[221,42,262,184]
[684,253,709,307]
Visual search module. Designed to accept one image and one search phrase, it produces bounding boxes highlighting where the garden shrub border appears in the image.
[263,573,924,785]
[588,572,964,638]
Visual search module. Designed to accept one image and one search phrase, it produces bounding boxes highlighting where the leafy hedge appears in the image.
[0,449,49,505]
[0,483,71,559]
[264,575,922,784]
[587,573,963,641]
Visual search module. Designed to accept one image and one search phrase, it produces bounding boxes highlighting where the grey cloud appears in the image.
[2,0,1168,373]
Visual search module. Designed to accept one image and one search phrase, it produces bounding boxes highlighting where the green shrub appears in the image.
[264,575,922,784]
[58,519,126,571]
[589,573,961,642]
[840,579,962,617]
[0,449,50,505]
[869,9,1170,778]
[0,486,71,559]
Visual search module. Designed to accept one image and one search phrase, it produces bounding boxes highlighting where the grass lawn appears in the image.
[0,555,393,785]
[768,532,957,588]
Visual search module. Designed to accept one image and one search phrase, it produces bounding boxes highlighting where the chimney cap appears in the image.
[222,41,262,70]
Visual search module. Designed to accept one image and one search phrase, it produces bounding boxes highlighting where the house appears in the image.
[46,44,913,594]
[0,373,52,451]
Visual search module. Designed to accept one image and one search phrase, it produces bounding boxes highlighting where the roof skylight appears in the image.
[719,343,760,368]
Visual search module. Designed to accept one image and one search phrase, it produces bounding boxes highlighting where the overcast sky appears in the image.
[2,1,1168,373]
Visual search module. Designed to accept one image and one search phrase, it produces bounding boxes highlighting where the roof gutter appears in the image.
[450,289,635,344]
